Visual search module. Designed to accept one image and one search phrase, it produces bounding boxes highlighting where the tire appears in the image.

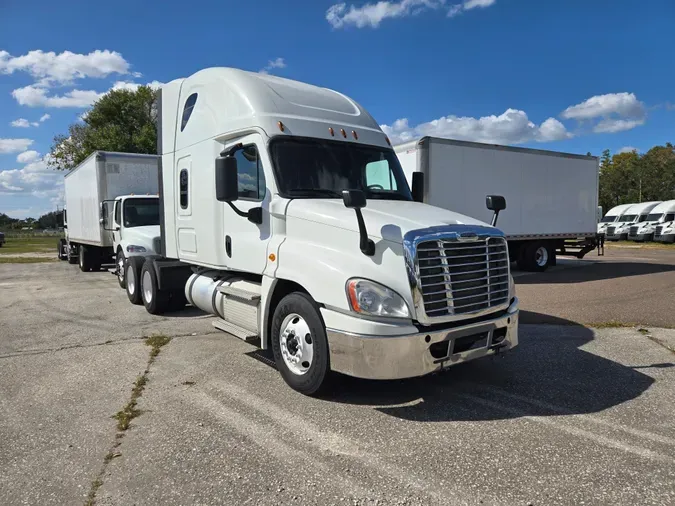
[68,242,78,264]
[126,256,145,305]
[79,245,92,272]
[523,242,551,272]
[116,248,126,289]
[58,239,67,261]
[141,260,170,315]
[270,292,330,396]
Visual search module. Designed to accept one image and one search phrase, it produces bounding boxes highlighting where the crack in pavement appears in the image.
[0,331,222,360]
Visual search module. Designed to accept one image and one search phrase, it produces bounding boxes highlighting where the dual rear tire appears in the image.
[516,241,553,272]
[125,256,186,313]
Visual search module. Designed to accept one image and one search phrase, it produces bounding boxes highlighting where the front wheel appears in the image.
[58,239,67,261]
[116,249,126,289]
[270,292,330,396]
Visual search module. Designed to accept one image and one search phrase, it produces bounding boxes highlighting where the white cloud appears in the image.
[12,85,103,108]
[327,0,444,29]
[618,146,639,154]
[448,0,495,17]
[0,138,33,154]
[17,150,41,164]
[594,118,645,134]
[39,114,50,122]
[11,118,31,128]
[561,92,645,120]
[0,155,64,206]
[259,57,287,74]
[381,108,572,146]
[0,49,130,86]
[110,80,163,92]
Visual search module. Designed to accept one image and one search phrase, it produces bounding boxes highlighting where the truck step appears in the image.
[212,318,258,342]
[217,285,261,302]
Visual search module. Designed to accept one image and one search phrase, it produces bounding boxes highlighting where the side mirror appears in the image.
[411,172,424,203]
[342,189,366,209]
[486,195,506,227]
[215,156,239,202]
[486,195,506,212]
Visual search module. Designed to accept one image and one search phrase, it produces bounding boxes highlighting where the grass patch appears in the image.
[84,478,103,506]
[0,256,57,263]
[0,235,59,254]
[608,241,675,250]
[146,334,172,361]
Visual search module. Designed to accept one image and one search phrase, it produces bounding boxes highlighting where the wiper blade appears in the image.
[286,188,342,198]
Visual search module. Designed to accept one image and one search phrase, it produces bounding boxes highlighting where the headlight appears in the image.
[509,274,516,299]
[346,279,410,318]
[126,245,147,253]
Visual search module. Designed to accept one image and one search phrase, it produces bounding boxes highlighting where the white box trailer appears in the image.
[395,137,600,271]
[62,151,160,271]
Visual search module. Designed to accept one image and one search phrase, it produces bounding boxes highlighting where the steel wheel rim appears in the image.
[535,247,548,267]
[279,313,314,376]
[126,265,135,295]
[142,270,153,304]
[117,256,125,283]
[79,248,84,268]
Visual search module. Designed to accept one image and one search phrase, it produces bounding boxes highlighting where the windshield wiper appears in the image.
[286,188,342,198]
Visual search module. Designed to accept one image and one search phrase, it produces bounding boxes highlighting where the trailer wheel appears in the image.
[116,248,126,289]
[78,245,92,272]
[141,260,170,315]
[58,239,67,261]
[271,292,330,396]
[522,241,551,272]
[125,256,145,305]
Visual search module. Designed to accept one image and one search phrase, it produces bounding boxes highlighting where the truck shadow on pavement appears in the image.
[515,261,675,284]
[327,312,664,422]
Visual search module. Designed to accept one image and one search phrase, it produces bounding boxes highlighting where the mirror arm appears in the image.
[227,202,263,225]
[491,210,500,227]
[354,209,375,256]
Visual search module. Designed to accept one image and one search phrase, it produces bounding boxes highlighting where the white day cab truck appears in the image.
[605,201,662,241]
[120,67,519,395]
[60,152,162,289]
[598,203,634,237]
[629,200,675,242]
[394,138,600,272]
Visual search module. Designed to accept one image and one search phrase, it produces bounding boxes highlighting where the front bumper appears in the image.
[654,233,675,243]
[605,232,628,241]
[326,298,519,380]
[629,232,653,242]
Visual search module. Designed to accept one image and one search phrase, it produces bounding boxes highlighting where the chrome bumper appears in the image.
[654,234,675,243]
[327,298,519,380]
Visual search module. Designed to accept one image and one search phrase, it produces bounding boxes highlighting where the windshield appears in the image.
[619,214,637,223]
[645,213,662,222]
[269,138,413,201]
[600,216,617,223]
[638,214,650,222]
[124,198,160,228]
[665,213,675,222]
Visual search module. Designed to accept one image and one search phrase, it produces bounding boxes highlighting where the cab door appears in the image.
[220,134,271,274]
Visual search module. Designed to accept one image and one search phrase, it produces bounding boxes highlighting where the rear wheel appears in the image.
[271,292,330,396]
[126,256,145,305]
[520,242,551,272]
[141,260,170,315]
[58,238,67,261]
[79,245,91,272]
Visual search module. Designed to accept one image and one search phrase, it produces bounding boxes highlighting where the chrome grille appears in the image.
[416,237,509,318]
[629,226,639,236]
[607,226,616,236]
[655,226,664,236]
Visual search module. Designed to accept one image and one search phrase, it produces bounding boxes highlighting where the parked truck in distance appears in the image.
[395,137,600,271]
[119,67,519,395]
[629,200,675,242]
[605,201,661,241]
[598,204,633,237]
[60,152,162,286]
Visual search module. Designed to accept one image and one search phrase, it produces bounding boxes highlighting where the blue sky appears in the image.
[1,0,674,218]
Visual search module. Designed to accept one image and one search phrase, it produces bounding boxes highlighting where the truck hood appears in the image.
[125,225,160,241]
[285,199,491,242]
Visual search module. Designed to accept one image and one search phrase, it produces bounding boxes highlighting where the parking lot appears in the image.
[1,249,674,506]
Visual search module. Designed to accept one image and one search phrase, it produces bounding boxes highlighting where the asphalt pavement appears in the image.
[0,254,674,506]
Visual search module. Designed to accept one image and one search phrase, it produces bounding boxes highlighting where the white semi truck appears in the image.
[122,67,519,395]
[605,201,662,241]
[598,203,634,237]
[394,138,600,272]
[60,152,162,288]
[628,200,675,242]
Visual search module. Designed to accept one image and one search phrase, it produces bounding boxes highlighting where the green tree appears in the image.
[49,86,158,170]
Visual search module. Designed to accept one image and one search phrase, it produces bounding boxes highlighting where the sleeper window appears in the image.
[180,93,198,132]
[179,169,189,209]
[233,145,266,200]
